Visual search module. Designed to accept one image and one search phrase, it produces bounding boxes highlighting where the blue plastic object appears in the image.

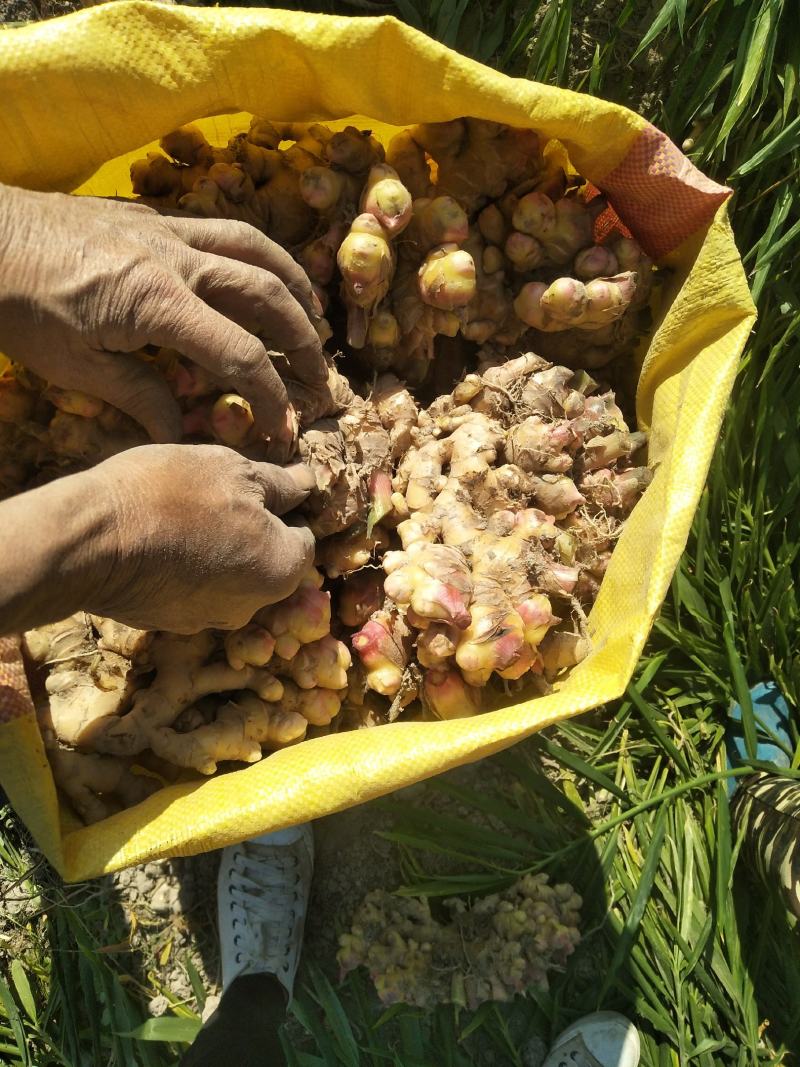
[726,681,793,796]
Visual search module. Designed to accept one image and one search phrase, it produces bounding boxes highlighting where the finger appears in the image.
[146,288,292,437]
[81,350,182,442]
[92,196,160,216]
[257,518,316,605]
[162,216,324,327]
[184,251,328,389]
[249,461,315,515]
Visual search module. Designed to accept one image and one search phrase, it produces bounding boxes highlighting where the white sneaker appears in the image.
[217,823,314,1000]
[543,1011,641,1067]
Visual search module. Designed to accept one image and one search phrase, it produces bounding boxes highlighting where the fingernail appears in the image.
[286,464,316,491]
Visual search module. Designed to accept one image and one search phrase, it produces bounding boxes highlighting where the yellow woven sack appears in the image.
[0,2,755,881]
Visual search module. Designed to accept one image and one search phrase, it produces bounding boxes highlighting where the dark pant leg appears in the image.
[731,771,800,918]
[182,973,288,1067]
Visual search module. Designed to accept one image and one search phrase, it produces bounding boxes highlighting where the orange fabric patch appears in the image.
[0,636,35,724]
[598,124,731,259]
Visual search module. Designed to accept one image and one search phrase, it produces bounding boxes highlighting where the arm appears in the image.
[0,446,315,637]
[0,470,113,634]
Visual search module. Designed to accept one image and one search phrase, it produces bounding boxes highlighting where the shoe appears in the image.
[726,681,792,796]
[217,823,314,999]
[542,1011,640,1067]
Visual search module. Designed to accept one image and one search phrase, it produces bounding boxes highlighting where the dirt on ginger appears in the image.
[6,114,660,824]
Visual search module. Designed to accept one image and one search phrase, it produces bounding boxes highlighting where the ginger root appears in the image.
[47,748,161,824]
[90,632,285,766]
[15,115,657,822]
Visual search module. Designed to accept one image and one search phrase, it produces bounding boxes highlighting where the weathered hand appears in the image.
[0,445,316,635]
[0,183,328,443]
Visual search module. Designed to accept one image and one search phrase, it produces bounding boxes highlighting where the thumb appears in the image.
[250,461,316,516]
[257,518,316,606]
[88,351,183,443]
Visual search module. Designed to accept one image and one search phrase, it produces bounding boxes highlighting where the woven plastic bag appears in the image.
[0,2,755,880]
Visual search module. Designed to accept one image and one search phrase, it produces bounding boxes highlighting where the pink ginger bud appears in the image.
[547,562,581,593]
[423,669,481,719]
[171,360,219,399]
[512,192,556,238]
[211,393,254,447]
[517,593,557,647]
[542,198,594,264]
[540,277,588,324]
[224,624,276,670]
[257,575,331,659]
[361,164,413,235]
[505,231,545,271]
[290,634,351,690]
[610,236,649,272]
[497,644,541,680]
[418,245,477,310]
[581,272,637,326]
[208,162,253,203]
[299,165,346,211]
[574,245,619,279]
[416,196,469,248]
[513,282,557,331]
[383,543,472,629]
[351,614,405,696]
[299,236,338,286]
[455,606,526,685]
[337,231,393,304]
[368,469,394,531]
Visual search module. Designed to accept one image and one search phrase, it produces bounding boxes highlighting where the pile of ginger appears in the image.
[1,115,656,824]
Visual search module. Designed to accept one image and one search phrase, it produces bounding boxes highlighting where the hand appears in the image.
[0,183,329,444]
[0,445,316,635]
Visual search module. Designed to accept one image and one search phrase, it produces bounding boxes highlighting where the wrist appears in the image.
[0,184,55,340]
[0,183,25,296]
[0,468,117,634]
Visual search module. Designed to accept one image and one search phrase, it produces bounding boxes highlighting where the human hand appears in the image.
[84,445,317,631]
[0,445,316,635]
[0,183,329,444]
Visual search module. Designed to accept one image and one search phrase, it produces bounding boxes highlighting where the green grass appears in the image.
[1,0,799,1063]
[0,804,200,1066]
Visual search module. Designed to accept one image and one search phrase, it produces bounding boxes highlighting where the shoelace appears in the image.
[227,844,303,969]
